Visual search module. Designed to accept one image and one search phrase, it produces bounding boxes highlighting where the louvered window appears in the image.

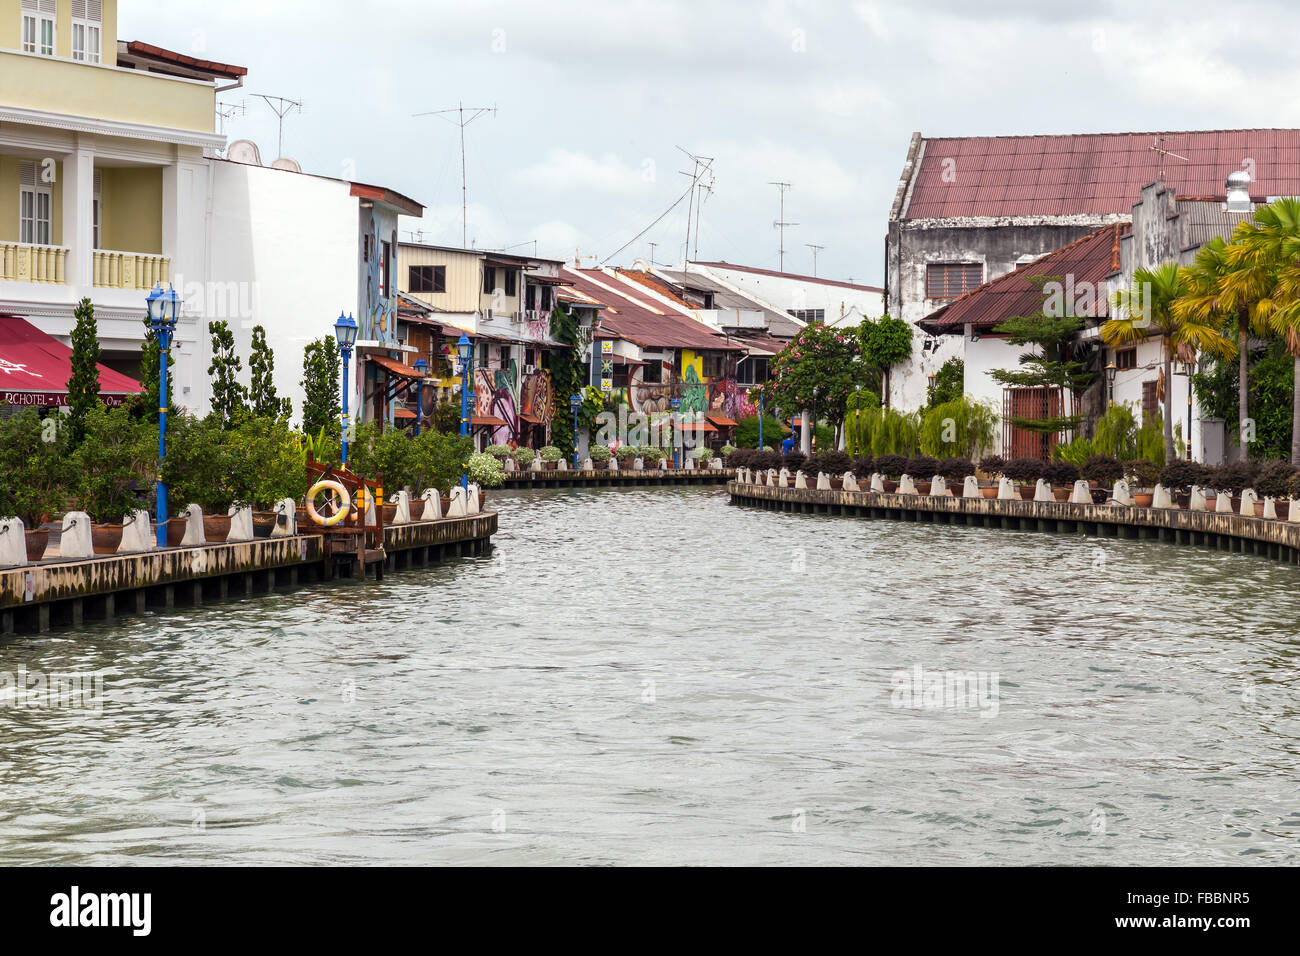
[21,0,57,57]
[1002,386,1063,460]
[71,0,103,63]
[93,169,103,249]
[19,160,52,246]
[926,262,984,299]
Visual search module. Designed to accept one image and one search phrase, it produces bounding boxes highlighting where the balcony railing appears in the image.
[93,250,170,290]
[0,241,67,284]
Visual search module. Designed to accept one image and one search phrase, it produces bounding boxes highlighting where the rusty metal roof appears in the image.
[917,224,1125,334]
[560,268,744,351]
[902,129,1300,219]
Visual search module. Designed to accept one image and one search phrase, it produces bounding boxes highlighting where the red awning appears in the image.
[368,354,422,378]
[706,412,738,427]
[471,414,509,427]
[393,407,416,420]
[676,421,718,433]
[0,316,141,408]
[518,412,544,424]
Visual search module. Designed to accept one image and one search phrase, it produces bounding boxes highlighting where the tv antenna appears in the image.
[806,243,824,276]
[251,94,303,159]
[678,147,714,265]
[1149,136,1190,182]
[648,241,658,265]
[770,181,798,272]
[215,100,246,138]
[414,103,497,248]
[404,229,426,243]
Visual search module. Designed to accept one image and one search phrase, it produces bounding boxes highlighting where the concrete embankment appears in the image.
[503,467,734,489]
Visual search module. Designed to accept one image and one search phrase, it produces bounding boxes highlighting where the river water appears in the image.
[2,485,1298,865]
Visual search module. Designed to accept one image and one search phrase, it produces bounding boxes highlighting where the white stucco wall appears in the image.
[696,264,884,328]
[199,161,360,423]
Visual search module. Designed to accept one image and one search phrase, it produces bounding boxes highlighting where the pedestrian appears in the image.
[781,434,795,456]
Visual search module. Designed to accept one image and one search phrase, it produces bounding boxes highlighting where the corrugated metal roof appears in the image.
[653,267,803,337]
[1175,199,1242,250]
[917,224,1124,334]
[560,268,745,351]
[903,129,1300,220]
[690,260,884,293]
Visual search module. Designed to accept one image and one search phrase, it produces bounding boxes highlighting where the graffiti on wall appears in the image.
[363,215,397,345]
[708,379,757,420]
[474,361,555,445]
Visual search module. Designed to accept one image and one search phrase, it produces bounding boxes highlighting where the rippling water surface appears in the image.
[2,486,1298,865]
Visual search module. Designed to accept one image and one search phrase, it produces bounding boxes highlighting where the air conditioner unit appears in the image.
[524,364,536,375]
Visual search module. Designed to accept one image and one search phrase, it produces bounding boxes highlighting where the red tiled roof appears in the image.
[350,182,424,217]
[917,224,1125,334]
[692,260,883,293]
[903,129,1300,219]
[124,41,247,79]
[613,268,695,308]
[561,268,745,352]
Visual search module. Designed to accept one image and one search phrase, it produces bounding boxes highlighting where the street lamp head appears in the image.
[570,393,583,410]
[146,283,182,332]
[1105,360,1118,384]
[456,332,472,364]
[334,312,358,349]
[413,357,428,375]
[146,283,165,324]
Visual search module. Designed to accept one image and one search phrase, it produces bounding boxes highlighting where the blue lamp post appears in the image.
[457,332,472,494]
[334,312,358,464]
[669,396,682,467]
[412,357,428,435]
[570,393,583,470]
[147,282,181,547]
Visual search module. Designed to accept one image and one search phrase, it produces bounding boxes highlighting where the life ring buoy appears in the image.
[307,479,350,526]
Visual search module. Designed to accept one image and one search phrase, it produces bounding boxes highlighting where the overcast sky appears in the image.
[125,0,1300,286]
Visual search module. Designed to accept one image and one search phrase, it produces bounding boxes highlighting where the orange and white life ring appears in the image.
[306,479,350,526]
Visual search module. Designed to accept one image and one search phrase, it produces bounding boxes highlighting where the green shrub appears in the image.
[0,408,72,525]
[614,445,638,461]
[486,444,512,459]
[918,397,997,458]
[720,444,737,458]
[467,453,505,488]
[539,445,564,462]
[513,446,536,466]
[1050,435,1093,465]
[694,447,714,462]
[589,444,612,462]
[70,405,157,523]
[734,415,789,448]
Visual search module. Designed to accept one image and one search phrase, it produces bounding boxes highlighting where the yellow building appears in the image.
[0,0,242,373]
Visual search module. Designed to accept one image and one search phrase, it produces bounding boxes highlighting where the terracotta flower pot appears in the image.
[203,514,232,542]
[91,523,124,555]
[1016,484,1036,500]
[1175,493,1190,510]
[1134,492,1154,507]
[980,485,999,499]
[882,480,899,494]
[25,528,49,561]
[440,496,452,515]
[380,503,398,524]
[166,516,189,547]
[829,477,844,490]
[914,481,931,495]
[1053,487,1071,502]
[543,461,558,471]
[252,511,280,537]
[1275,501,1290,520]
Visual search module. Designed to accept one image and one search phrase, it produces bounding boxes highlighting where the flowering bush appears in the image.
[513,447,536,466]
[615,445,639,461]
[589,444,612,462]
[467,452,505,488]
[486,444,512,459]
[539,445,564,462]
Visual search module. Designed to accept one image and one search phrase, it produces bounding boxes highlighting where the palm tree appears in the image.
[1223,198,1300,462]
[1175,235,1275,455]
[1104,262,1235,463]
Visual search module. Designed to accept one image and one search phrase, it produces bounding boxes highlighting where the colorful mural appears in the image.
[363,214,397,345]
[474,361,555,446]
[708,378,758,420]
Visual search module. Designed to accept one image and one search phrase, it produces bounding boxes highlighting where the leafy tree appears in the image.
[929,357,964,407]
[547,304,586,457]
[1176,235,1274,455]
[989,290,1097,457]
[207,319,247,428]
[1110,262,1235,462]
[754,323,866,439]
[857,314,913,406]
[248,324,290,420]
[734,414,787,448]
[301,336,341,438]
[68,404,157,523]
[0,408,71,525]
[135,316,173,425]
[66,296,101,446]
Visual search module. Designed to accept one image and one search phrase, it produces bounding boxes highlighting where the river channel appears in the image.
[1,485,1297,864]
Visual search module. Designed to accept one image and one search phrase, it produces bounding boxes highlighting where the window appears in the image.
[612,364,630,388]
[93,169,102,249]
[1142,380,1159,422]
[1002,387,1063,459]
[19,161,51,246]
[926,262,984,299]
[478,343,488,366]
[541,286,553,310]
[788,308,825,323]
[71,0,102,63]
[1115,347,1137,370]
[379,241,391,298]
[504,269,516,297]
[641,361,662,384]
[736,356,770,385]
[22,0,56,57]
[525,348,536,368]
[482,266,495,294]
[498,346,510,368]
[525,284,536,310]
[408,265,445,294]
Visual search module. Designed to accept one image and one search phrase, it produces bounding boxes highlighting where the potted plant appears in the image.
[0,408,71,560]
[486,444,513,460]
[1159,459,1212,509]
[1080,455,1123,487]
[1208,460,1258,513]
[875,454,907,493]
[720,444,737,460]
[69,405,156,552]
[781,450,806,476]
[1002,458,1043,499]
[637,446,664,468]
[1252,460,1296,517]
[589,444,612,469]
[513,446,537,469]
[1042,460,1079,501]
[539,445,564,470]
[1122,459,1160,507]
[852,455,875,481]
[466,452,505,491]
[905,455,939,495]
[694,447,715,470]
[813,450,852,488]
[978,455,1005,498]
[939,457,976,488]
[750,449,780,473]
[614,446,638,467]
